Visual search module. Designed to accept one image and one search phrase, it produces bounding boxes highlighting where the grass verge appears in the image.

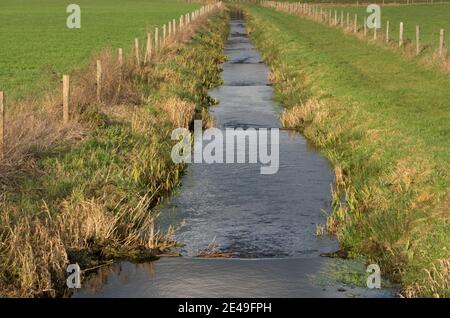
[0,7,228,297]
[244,4,449,297]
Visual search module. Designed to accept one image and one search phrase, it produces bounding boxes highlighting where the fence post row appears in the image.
[2,3,221,148]
[260,0,446,58]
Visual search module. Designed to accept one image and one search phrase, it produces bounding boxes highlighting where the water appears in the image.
[75,258,391,298]
[73,20,394,298]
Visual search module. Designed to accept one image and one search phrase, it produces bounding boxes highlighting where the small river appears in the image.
[73,19,394,298]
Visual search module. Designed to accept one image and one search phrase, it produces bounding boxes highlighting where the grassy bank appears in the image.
[0,8,228,297]
[0,0,201,99]
[244,4,449,297]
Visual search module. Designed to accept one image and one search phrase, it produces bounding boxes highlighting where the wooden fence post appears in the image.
[399,22,404,47]
[117,48,123,90]
[439,29,445,57]
[145,32,151,64]
[386,21,390,43]
[63,75,70,124]
[118,48,123,67]
[96,60,102,102]
[163,24,166,44]
[134,38,140,66]
[0,91,4,159]
[155,28,159,52]
[354,14,357,33]
[416,25,420,55]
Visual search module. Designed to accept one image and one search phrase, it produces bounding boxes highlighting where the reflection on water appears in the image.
[75,258,394,298]
[73,19,394,298]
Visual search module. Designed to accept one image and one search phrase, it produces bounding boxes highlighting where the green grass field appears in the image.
[0,0,200,99]
[245,3,449,296]
[329,4,450,50]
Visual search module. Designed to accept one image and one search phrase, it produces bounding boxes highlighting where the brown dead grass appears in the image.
[387,157,433,193]
[279,98,322,129]
[0,97,87,189]
[159,97,196,128]
[0,194,177,297]
[402,259,450,298]
[0,205,68,297]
